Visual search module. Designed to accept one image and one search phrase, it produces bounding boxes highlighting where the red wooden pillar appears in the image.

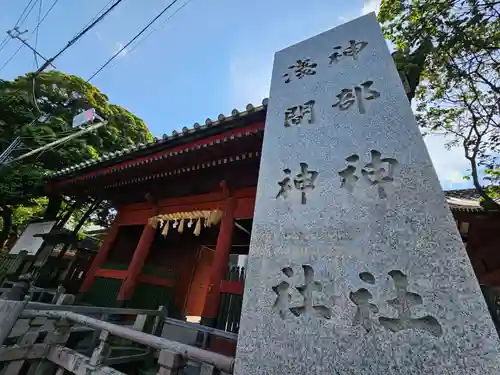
[200,183,235,326]
[117,223,157,301]
[79,222,120,293]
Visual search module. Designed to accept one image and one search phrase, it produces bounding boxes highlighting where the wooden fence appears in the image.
[0,290,236,375]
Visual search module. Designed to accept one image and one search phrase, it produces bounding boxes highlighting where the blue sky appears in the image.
[0,0,472,190]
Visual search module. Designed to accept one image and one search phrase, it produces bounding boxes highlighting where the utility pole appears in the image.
[6,27,56,69]
[0,0,124,164]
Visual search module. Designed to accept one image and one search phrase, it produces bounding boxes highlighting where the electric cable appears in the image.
[87,0,180,81]
[127,0,191,55]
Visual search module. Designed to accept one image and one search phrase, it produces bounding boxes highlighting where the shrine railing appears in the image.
[0,298,235,375]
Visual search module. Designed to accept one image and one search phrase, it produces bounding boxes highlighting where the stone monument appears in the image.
[235,13,500,375]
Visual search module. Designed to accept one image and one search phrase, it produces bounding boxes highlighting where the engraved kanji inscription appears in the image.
[276,168,293,201]
[350,288,379,332]
[338,154,360,192]
[277,163,319,204]
[272,265,331,320]
[272,280,292,320]
[361,150,398,199]
[290,265,331,319]
[378,270,443,337]
[350,272,378,332]
[332,81,380,114]
[283,58,317,83]
[284,100,315,127]
[338,150,398,198]
[329,40,368,64]
[294,163,318,204]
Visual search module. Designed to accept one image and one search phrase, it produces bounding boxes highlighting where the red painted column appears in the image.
[117,223,157,301]
[79,222,120,293]
[200,186,235,326]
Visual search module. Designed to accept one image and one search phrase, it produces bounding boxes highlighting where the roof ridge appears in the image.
[50,98,269,178]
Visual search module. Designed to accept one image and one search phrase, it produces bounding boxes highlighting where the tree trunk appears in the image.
[467,155,500,210]
[0,206,13,248]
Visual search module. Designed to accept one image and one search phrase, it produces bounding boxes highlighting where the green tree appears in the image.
[0,70,152,243]
[379,0,500,205]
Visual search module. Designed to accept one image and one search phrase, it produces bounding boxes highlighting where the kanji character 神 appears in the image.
[378,270,443,337]
[283,58,317,83]
[332,80,380,114]
[293,163,319,205]
[277,163,319,204]
[338,154,360,192]
[329,39,368,64]
[284,100,315,127]
[276,168,292,200]
[338,151,398,198]
[361,150,398,199]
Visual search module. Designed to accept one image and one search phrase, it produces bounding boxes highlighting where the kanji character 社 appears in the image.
[289,265,331,319]
[378,270,443,337]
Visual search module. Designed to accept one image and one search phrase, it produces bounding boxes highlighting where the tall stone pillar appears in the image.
[235,13,500,375]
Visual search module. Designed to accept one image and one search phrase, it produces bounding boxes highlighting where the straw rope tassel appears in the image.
[194,218,201,236]
[162,220,169,237]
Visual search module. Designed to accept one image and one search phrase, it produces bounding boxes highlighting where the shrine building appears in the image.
[45,98,500,346]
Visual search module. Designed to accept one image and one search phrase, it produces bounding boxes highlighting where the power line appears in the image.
[31,0,63,37]
[36,0,125,73]
[0,0,38,55]
[0,36,10,54]
[18,0,41,28]
[76,0,115,36]
[14,0,36,27]
[1,0,124,104]
[87,0,181,82]
[0,44,24,74]
[33,0,43,69]
[0,0,123,164]
[0,0,61,73]
[127,0,191,55]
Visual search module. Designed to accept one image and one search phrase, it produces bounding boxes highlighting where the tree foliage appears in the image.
[0,70,152,239]
[379,0,500,204]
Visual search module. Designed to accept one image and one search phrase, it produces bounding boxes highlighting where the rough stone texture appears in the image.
[235,13,500,375]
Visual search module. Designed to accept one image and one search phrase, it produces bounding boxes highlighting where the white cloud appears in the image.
[423,134,471,189]
[361,0,381,15]
[114,42,129,58]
